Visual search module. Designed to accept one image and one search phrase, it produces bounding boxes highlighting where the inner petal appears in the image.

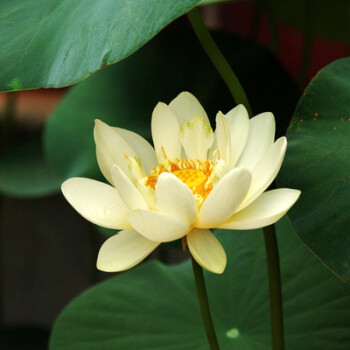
[179,115,214,161]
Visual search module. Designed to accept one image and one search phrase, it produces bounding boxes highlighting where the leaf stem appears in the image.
[191,256,220,350]
[249,1,262,41]
[188,7,284,348]
[263,224,285,350]
[1,92,17,152]
[298,0,312,87]
[262,0,279,53]
[187,7,252,117]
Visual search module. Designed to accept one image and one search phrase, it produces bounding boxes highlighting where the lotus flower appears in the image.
[62,92,300,274]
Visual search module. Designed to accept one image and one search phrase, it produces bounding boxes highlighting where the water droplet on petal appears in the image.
[104,208,112,216]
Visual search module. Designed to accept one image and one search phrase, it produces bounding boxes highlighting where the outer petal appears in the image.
[225,104,250,167]
[94,120,138,183]
[237,112,275,170]
[151,102,181,162]
[219,188,301,230]
[168,91,210,126]
[97,230,159,272]
[61,177,130,229]
[111,166,148,210]
[238,137,287,211]
[127,209,189,242]
[113,127,157,174]
[179,115,214,161]
[187,229,227,274]
[197,167,252,228]
[155,173,197,225]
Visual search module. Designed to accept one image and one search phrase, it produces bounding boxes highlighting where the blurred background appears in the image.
[0,1,348,349]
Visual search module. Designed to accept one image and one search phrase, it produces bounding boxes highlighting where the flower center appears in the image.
[173,169,207,194]
[143,157,215,207]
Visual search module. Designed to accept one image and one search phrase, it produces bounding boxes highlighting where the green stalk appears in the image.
[298,0,312,87]
[188,7,284,349]
[249,1,262,41]
[187,8,252,117]
[0,92,17,325]
[0,196,3,325]
[191,256,220,350]
[1,92,17,151]
[263,224,284,350]
[262,0,279,54]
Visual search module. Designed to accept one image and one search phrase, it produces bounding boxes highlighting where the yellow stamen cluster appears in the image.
[144,157,215,207]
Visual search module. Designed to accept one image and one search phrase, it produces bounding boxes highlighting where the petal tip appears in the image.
[94,119,105,128]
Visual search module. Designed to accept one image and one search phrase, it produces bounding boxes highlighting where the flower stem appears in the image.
[262,0,279,54]
[191,256,220,350]
[1,92,17,151]
[0,92,17,325]
[187,7,252,117]
[188,7,284,348]
[298,0,312,88]
[263,224,285,350]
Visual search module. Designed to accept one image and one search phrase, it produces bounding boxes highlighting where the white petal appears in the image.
[61,178,130,229]
[111,166,148,210]
[169,91,210,125]
[219,188,301,230]
[179,115,214,161]
[113,127,157,174]
[136,181,157,210]
[127,209,189,242]
[225,105,250,167]
[155,173,197,225]
[197,167,252,228]
[97,230,159,272]
[151,102,181,162]
[94,120,137,183]
[187,229,227,274]
[238,137,287,210]
[215,111,231,164]
[237,112,275,170]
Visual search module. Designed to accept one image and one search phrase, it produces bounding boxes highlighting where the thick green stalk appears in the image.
[262,0,279,53]
[187,8,252,117]
[249,1,262,41]
[263,224,285,350]
[188,7,284,349]
[1,92,17,151]
[0,195,3,325]
[0,92,17,325]
[298,0,312,87]
[191,256,220,350]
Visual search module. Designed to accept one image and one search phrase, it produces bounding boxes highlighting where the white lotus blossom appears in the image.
[62,92,300,274]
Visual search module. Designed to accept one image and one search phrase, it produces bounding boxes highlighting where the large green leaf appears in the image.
[0,0,202,91]
[278,58,350,282]
[0,138,62,197]
[50,217,350,349]
[44,28,299,183]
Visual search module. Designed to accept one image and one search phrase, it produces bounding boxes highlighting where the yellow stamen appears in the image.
[173,169,206,194]
[142,154,215,207]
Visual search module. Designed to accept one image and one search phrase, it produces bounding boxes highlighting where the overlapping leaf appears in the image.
[50,217,350,349]
[0,138,62,197]
[278,57,350,281]
[0,0,202,91]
